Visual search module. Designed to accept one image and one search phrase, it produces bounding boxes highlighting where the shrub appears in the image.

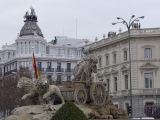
[51,102,88,120]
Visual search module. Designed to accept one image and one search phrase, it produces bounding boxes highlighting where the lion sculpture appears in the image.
[17,76,65,105]
[73,54,98,82]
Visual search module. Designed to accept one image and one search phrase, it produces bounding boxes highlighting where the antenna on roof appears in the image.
[76,18,78,39]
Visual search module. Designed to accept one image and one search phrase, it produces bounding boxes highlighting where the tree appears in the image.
[0,67,31,118]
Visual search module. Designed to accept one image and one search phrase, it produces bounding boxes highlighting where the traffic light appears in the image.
[127,106,132,114]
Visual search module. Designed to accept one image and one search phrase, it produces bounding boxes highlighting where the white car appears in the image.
[141,117,154,119]
[132,117,154,119]
[132,118,141,119]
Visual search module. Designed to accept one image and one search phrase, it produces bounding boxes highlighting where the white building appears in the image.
[88,26,160,117]
[0,8,88,84]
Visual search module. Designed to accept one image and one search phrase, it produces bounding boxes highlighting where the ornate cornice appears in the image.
[140,62,159,70]
[89,28,160,50]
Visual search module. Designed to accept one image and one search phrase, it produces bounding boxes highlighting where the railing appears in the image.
[39,68,73,73]
[55,68,64,72]
[45,54,81,60]
[65,69,74,73]
[46,68,54,72]
[90,28,160,49]
[4,69,17,76]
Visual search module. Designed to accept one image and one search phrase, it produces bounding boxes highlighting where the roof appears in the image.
[19,7,43,37]
[49,36,90,47]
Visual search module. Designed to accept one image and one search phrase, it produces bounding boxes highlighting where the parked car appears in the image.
[132,117,154,119]
[141,117,154,119]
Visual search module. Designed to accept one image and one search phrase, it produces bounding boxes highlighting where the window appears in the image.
[47,75,52,83]
[107,79,110,92]
[124,50,127,61]
[46,62,52,72]
[98,56,102,68]
[46,46,49,54]
[113,53,117,64]
[0,68,2,75]
[67,48,70,56]
[57,75,62,84]
[114,77,118,91]
[67,63,71,72]
[61,48,65,55]
[124,75,128,89]
[58,48,61,55]
[105,55,109,66]
[36,42,39,54]
[8,52,10,59]
[67,76,71,81]
[145,102,154,106]
[144,48,152,59]
[73,49,78,56]
[144,73,153,88]
[25,42,27,54]
[47,62,52,69]
[29,42,31,53]
[38,62,42,69]
[13,52,15,57]
[21,42,23,54]
[57,62,61,71]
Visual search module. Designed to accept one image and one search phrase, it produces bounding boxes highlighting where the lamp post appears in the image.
[112,15,144,117]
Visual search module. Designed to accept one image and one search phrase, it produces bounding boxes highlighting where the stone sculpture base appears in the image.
[6,103,127,120]
[6,104,93,120]
[6,104,58,120]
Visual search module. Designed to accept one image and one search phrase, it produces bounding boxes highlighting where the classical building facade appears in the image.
[88,27,160,117]
[0,8,88,84]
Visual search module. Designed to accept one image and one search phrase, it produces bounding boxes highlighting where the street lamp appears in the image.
[112,15,144,117]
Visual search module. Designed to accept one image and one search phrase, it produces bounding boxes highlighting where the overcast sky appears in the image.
[0,0,160,49]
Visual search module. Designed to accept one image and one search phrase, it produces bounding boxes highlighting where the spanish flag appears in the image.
[32,52,39,79]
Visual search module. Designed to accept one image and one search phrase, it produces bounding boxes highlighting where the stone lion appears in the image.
[17,76,65,105]
[73,54,98,82]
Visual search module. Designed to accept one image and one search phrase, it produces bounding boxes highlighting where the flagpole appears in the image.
[32,47,35,80]
[32,47,39,80]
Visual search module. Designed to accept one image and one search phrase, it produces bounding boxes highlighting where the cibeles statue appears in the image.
[17,74,65,107]
[73,47,98,83]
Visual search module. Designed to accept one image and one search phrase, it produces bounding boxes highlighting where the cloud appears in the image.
[0,0,160,49]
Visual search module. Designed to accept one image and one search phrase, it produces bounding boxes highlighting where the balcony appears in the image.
[46,68,54,72]
[65,69,74,74]
[55,68,64,72]
[4,71,12,76]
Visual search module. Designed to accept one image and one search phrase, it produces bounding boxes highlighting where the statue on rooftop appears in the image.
[30,7,36,16]
[24,7,37,22]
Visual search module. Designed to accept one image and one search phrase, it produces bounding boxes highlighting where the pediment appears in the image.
[140,62,158,70]
[103,70,111,75]
[111,68,118,74]
[121,65,129,71]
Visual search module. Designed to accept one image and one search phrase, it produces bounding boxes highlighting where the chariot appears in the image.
[73,81,107,106]
[60,80,107,106]
[61,54,107,106]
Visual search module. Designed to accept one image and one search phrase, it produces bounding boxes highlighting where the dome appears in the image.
[19,7,43,37]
